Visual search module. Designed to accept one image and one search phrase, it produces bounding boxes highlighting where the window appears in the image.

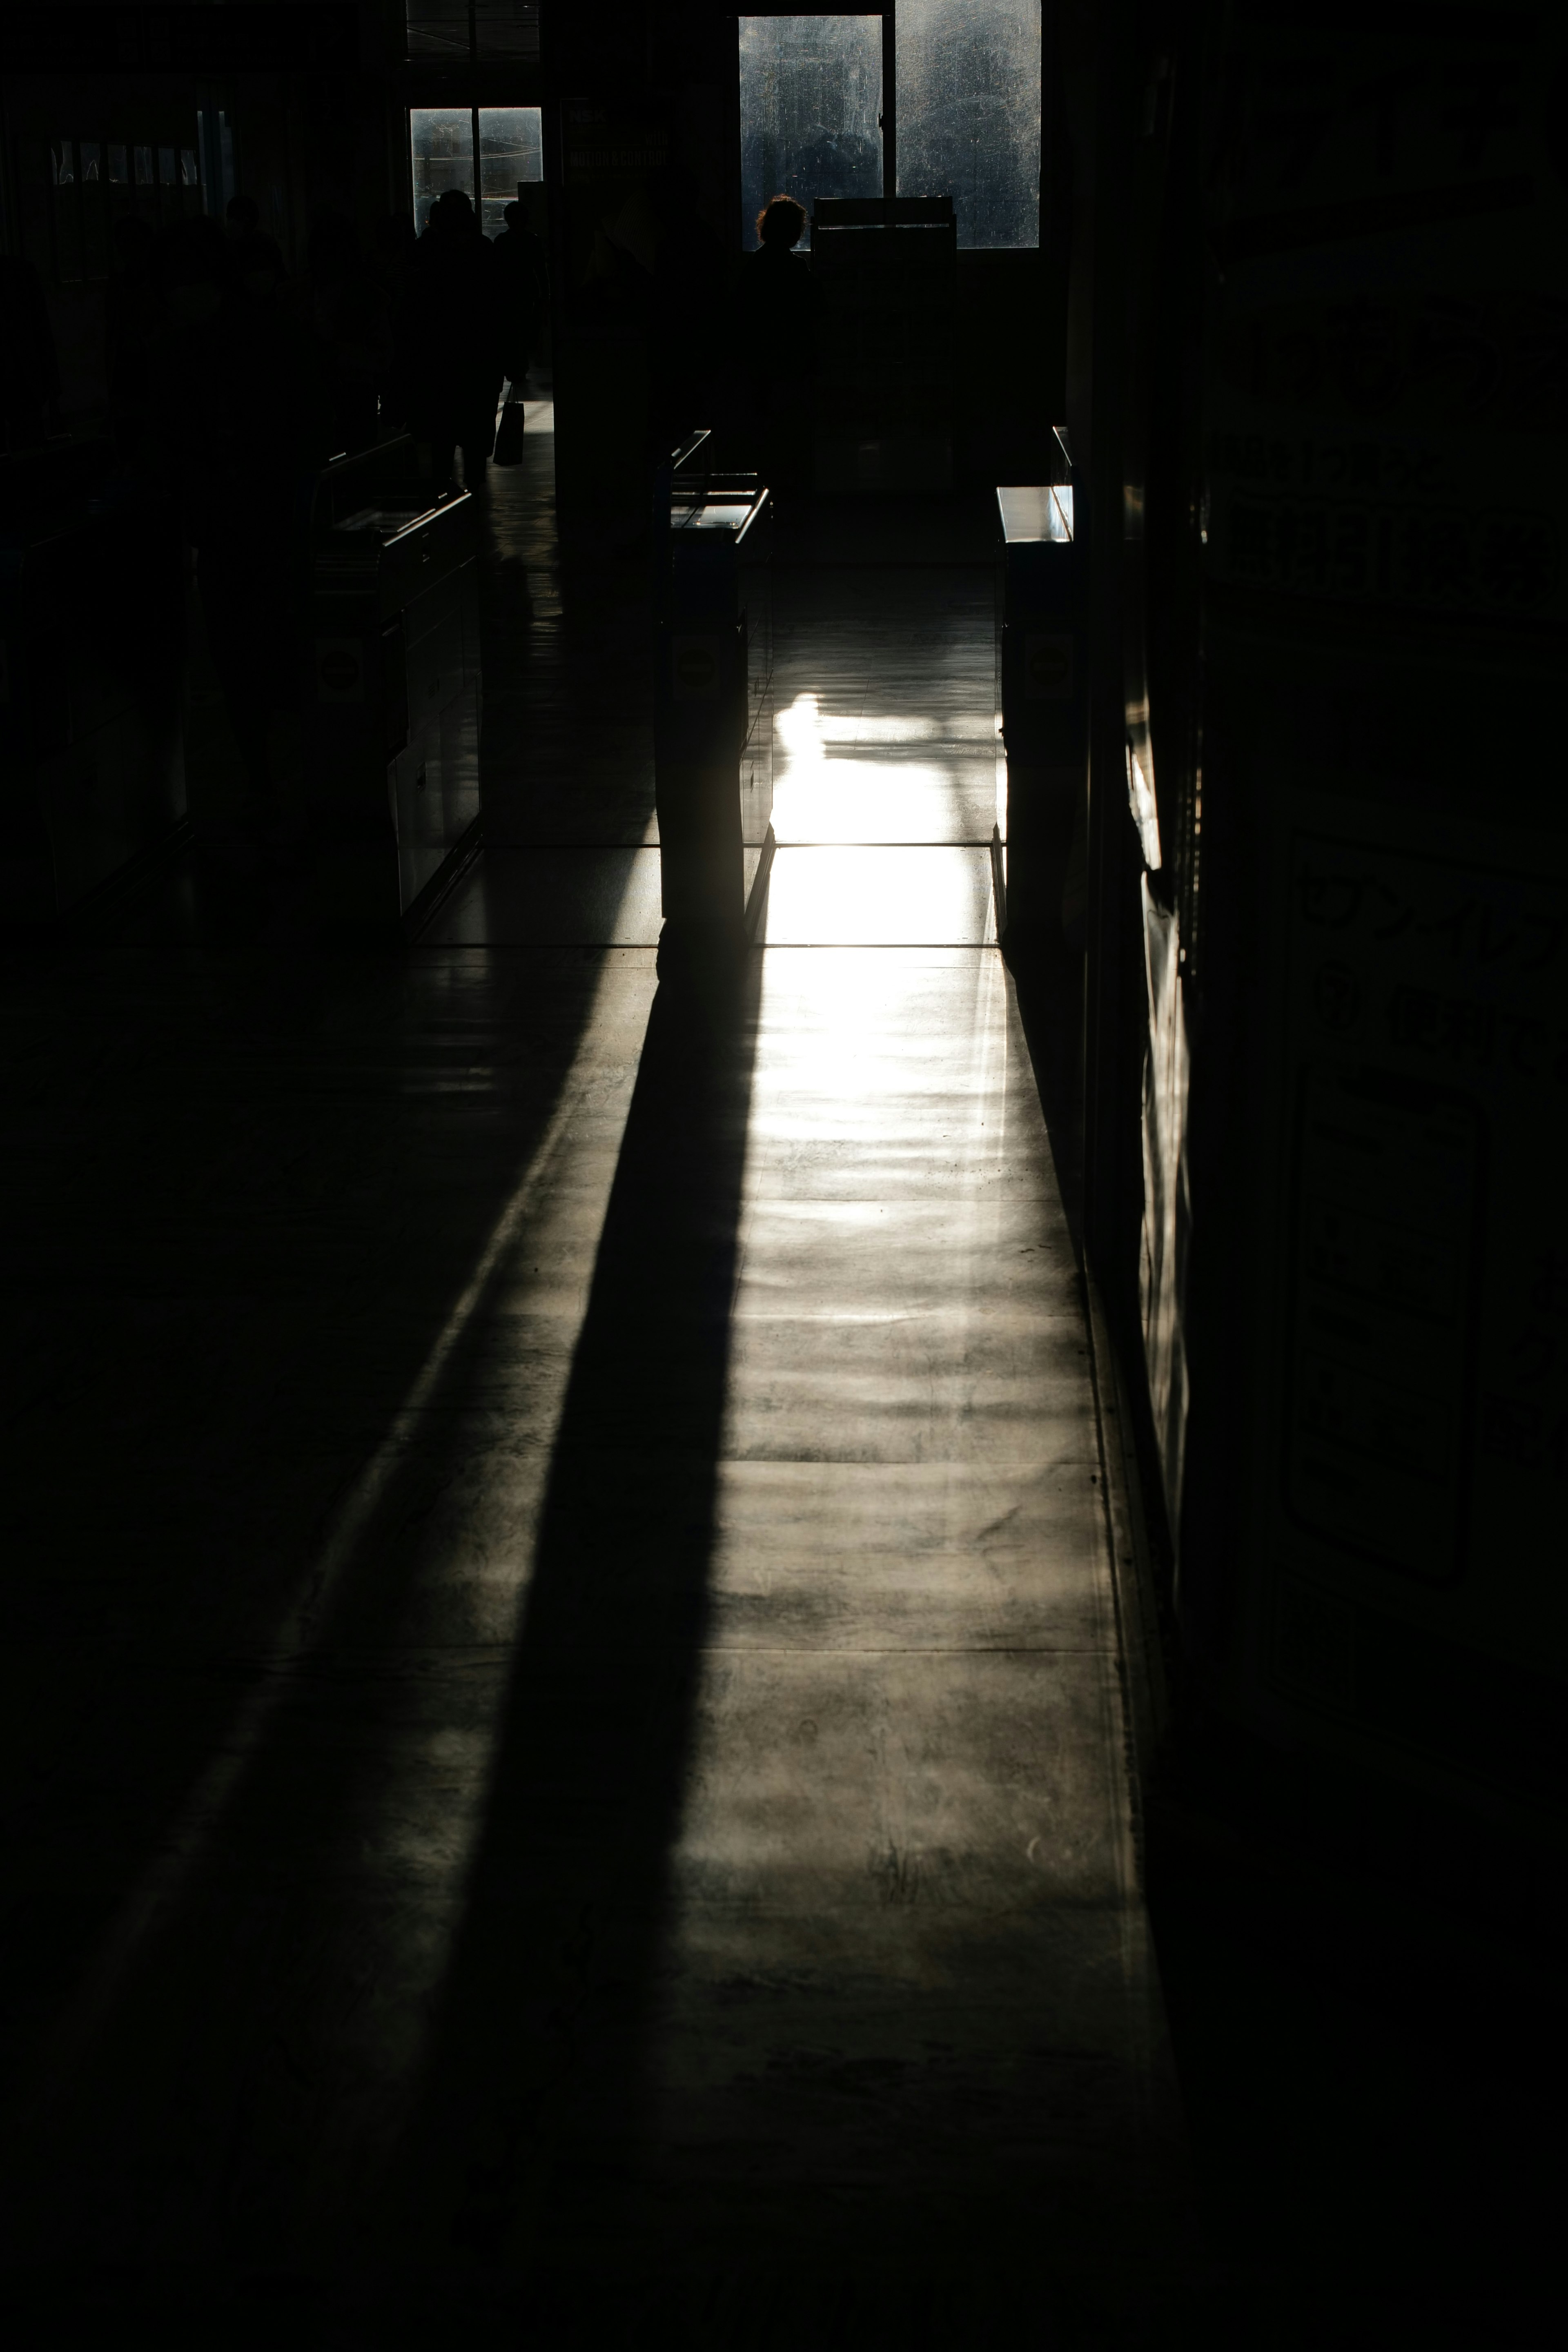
[411,106,475,221]
[405,2,541,66]
[477,107,543,238]
[738,17,884,245]
[739,4,1040,250]
[410,107,543,234]
[896,0,1040,249]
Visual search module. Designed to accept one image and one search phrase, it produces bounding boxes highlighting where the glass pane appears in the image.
[739,17,883,250]
[475,2,540,63]
[53,140,75,185]
[405,2,472,62]
[158,146,176,187]
[108,145,129,185]
[410,107,476,233]
[896,0,1041,250]
[134,146,153,185]
[80,141,101,183]
[181,149,200,187]
[477,106,543,241]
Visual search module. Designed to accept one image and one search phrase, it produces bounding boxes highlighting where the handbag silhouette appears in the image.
[492,399,526,466]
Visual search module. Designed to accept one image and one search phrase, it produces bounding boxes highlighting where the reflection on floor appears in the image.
[425,844,665,946]
[0,443,1192,2342]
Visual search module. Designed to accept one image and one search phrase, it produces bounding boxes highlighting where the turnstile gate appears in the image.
[305,438,480,933]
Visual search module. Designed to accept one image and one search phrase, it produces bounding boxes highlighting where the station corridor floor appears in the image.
[0,432,1192,2343]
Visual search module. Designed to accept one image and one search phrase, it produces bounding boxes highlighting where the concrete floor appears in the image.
[0,428,1198,2341]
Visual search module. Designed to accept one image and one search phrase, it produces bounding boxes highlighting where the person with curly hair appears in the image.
[735,193,822,506]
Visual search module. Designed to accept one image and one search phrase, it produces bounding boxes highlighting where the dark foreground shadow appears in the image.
[368,949,762,2331]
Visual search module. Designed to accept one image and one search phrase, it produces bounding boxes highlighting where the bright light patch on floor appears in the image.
[772,691,998,848]
[777,691,994,754]
[817,712,998,744]
[762,845,996,944]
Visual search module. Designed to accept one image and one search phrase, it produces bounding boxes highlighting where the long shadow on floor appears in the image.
[0,939,630,2247]
[372,947,762,2332]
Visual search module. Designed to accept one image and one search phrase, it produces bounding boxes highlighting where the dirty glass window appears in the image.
[739,17,884,249]
[896,0,1041,249]
[478,107,543,241]
[412,108,542,238]
[410,108,476,229]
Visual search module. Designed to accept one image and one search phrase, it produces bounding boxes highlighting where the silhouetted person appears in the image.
[491,198,548,393]
[404,187,505,485]
[735,194,822,503]
[0,254,60,449]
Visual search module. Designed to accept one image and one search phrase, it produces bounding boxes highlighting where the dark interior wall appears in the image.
[554,7,738,252]
[0,5,401,420]
[955,250,1057,487]
[218,4,402,258]
[1057,0,1568,1913]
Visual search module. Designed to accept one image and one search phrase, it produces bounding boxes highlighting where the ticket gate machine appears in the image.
[305,438,480,935]
[654,450,773,956]
[996,430,1086,965]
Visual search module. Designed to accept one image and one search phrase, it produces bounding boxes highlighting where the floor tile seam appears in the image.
[752,931,992,941]
[724,1341,1099,1365]
[717,1449,1102,1467]
[148,1644,1130,1673]
[402,931,668,941]
[689,1643,1120,1657]
[404,943,658,958]
[755,942,998,952]
[768,840,1001,850]
[771,561,998,572]
[767,744,999,757]
[736,1191,1064,1207]
[421,931,1006,941]
[36,1631,1119,1664]
[725,1309,1092,1327]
